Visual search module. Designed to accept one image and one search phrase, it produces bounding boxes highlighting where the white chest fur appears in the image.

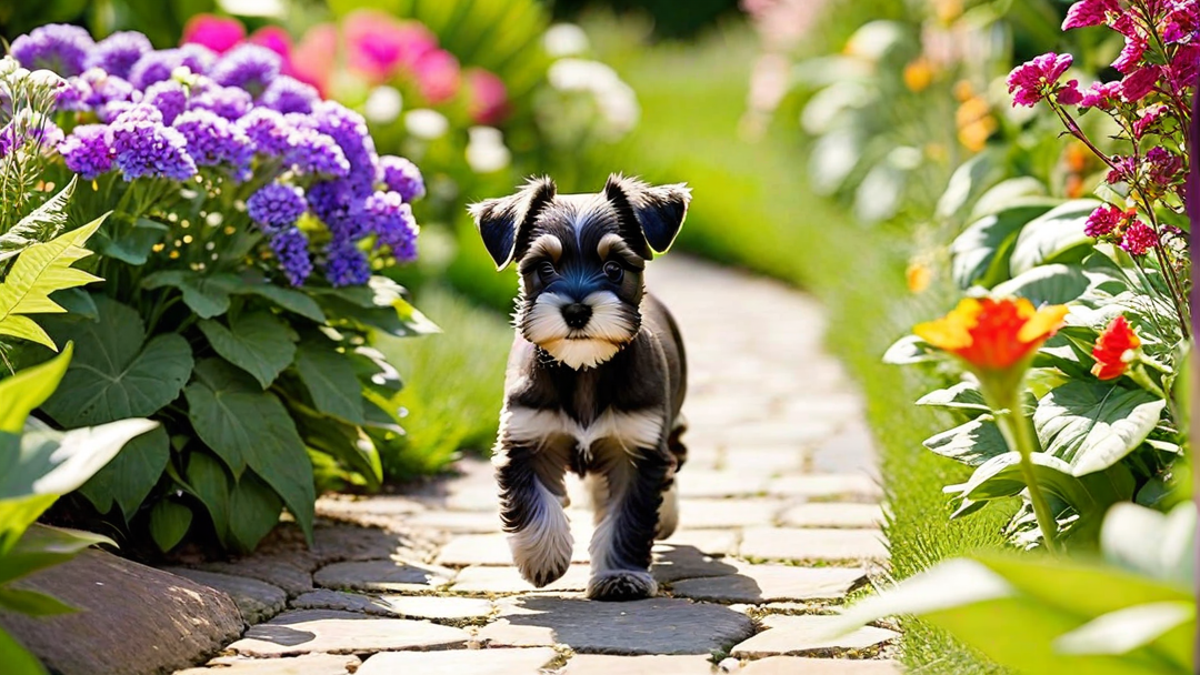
[500,406,664,458]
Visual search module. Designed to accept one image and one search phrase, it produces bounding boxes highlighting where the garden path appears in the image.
[173,256,900,674]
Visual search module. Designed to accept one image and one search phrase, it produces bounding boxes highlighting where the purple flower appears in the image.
[324,240,371,287]
[188,83,253,120]
[11,24,94,77]
[128,45,217,89]
[1113,35,1147,74]
[269,227,312,286]
[286,127,350,177]
[307,179,369,241]
[109,105,197,181]
[86,31,153,79]
[260,76,319,114]
[1162,2,1199,44]
[1007,52,1074,107]
[79,68,137,109]
[178,44,218,75]
[363,190,419,262]
[211,44,280,95]
[1061,0,1118,30]
[143,79,188,124]
[0,112,63,156]
[1119,221,1157,255]
[311,101,378,195]
[379,155,425,202]
[172,109,254,180]
[55,76,92,111]
[0,124,12,159]
[58,124,114,179]
[248,183,307,231]
[238,107,293,155]
[1083,204,1123,238]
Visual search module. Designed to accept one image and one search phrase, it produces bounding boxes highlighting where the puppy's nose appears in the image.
[561,302,592,329]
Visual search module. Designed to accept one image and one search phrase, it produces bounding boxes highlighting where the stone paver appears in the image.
[172,256,896,675]
[166,568,287,624]
[730,615,899,658]
[670,562,867,603]
[228,609,470,656]
[740,527,888,563]
[481,596,754,654]
[561,654,717,674]
[358,648,558,675]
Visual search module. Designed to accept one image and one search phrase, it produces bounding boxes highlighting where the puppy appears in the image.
[469,174,690,601]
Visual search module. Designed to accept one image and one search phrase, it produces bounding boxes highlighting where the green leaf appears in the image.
[91,218,169,265]
[0,496,57,558]
[0,587,75,616]
[0,417,159,500]
[1055,602,1194,665]
[0,343,72,434]
[915,382,990,414]
[227,274,325,323]
[0,213,105,349]
[992,264,1091,306]
[198,313,297,389]
[950,202,1055,289]
[184,452,231,546]
[183,359,314,542]
[1009,200,1100,276]
[41,296,193,427]
[292,408,383,488]
[76,425,169,522]
[0,176,75,263]
[967,177,1050,221]
[1101,502,1195,586]
[148,500,192,552]
[314,277,439,338]
[936,150,999,220]
[294,338,365,424]
[227,471,283,553]
[0,524,115,586]
[1034,381,1167,476]
[923,414,1009,467]
[141,270,238,319]
[0,625,49,675]
[882,335,940,365]
[349,346,403,397]
[48,288,98,320]
[950,452,1096,512]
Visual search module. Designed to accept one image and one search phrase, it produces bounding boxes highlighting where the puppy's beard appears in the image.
[521,290,638,370]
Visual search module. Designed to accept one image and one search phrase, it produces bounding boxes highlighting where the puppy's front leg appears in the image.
[495,436,573,588]
[587,446,670,601]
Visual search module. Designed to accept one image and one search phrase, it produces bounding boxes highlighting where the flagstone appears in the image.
[730,615,898,658]
[228,610,470,656]
[740,528,887,563]
[670,562,867,603]
[313,560,454,592]
[357,648,559,675]
[778,503,885,529]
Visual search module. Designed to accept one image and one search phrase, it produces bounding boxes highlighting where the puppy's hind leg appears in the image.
[587,445,670,601]
[655,415,687,540]
[494,437,572,588]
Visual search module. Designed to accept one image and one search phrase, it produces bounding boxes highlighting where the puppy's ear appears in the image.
[603,174,691,257]
[468,176,557,270]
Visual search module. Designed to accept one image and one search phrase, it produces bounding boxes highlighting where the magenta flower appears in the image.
[1106,155,1138,184]
[1112,36,1147,74]
[1007,53,1074,107]
[343,11,437,83]
[1080,81,1122,109]
[1161,2,1199,44]
[181,14,246,55]
[1132,104,1166,137]
[413,48,461,104]
[1119,221,1158,255]
[1120,65,1161,102]
[466,69,510,125]
[1145,147,1183,185]
[1062,0,1119,30]
[1083,204,1124,237]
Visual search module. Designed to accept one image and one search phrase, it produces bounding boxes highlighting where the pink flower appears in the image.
[413,48,461,104]
[1062,0,1119,30]
[1119,221,1158,255]
[290,23,338,95]
[1161,2,1199,43]
[1084,204,1124,237]
[1106,155,1138,184]
[466,69,510,125]
[1120,65,1161,101]
[1166,44,1200,91]
[181,14,245,55]
[1007,52,1074,107]
[1112,35,1147,74]
[1057,79,1083,105]
[1132,104,1167,137]
[344,11,437,83]
[1145,147,1183,185]
[1080,80,1122,108]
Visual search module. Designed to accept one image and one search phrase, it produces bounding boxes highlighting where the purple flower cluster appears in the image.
[16,24,426,287]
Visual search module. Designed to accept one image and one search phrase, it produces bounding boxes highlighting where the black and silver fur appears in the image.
[469,174,691,601]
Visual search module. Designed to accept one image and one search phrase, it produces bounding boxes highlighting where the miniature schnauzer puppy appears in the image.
[469,174,691,601]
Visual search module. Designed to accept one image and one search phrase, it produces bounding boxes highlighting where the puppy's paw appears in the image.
[587,570,657,601]
[509,519,573,588]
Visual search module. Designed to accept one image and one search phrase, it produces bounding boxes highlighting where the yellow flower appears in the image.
[904,58,935,92]
[906,261,932,293]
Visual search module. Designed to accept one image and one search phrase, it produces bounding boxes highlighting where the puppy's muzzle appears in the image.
[561,302,593,329]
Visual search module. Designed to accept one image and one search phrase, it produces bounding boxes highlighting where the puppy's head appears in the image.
[469,173,690,370]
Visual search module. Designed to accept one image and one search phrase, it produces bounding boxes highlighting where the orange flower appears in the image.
[904,58,934,92]
[914,297,1069,371]
[1091,315,1140,380]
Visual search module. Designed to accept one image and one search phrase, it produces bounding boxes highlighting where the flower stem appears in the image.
[991,387,1060,554]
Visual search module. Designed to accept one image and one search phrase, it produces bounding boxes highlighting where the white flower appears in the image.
[405,109,449,140]
[466,126,511,173]
[543,23,590,58]
[364,86,404,125]
[547,59,639,138]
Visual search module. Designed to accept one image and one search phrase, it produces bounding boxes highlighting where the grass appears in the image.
[373,286,512,479]
[581,13,1017,674]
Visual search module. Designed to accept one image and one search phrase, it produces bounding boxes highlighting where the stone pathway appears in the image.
[172,256,900,674]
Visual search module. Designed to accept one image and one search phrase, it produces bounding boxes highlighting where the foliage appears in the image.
[2,20,438,554]
[0,346,158,675]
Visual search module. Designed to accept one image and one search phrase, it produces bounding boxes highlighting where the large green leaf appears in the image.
[227,471,283,553]
[184,359,314,542]
[1034,381,1167,476]
[294,338,365,424]
[141,270,238,319]
[227,274,325,323]
[184,451,231,545]
[41,296,193,427]
[0,496,57,558]
[0,343,72,434]
[1101,502,1195,585]
[922,414,1008,467]
[1009,200,1099,276]
[90,218,169,265]
[76,425,170,521]
[0,214,105,350]
[0,417,159,500]
[0,176,75,264]
[292,407,383,488]
[313,277,439,338]
[0,524,115,586]
[951,452,1089,507]
[992,264,1090,306]
[967,177,1050,221]
[198,313,297,389]
[950,202,1055,289]
[0,626,48,675]
[1055,602,1194,666]
[148,500,192,552]
[0,587,74,616]
[936,150,1001,220]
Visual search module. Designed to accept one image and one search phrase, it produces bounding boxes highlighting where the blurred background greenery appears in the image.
[1,1,1096,672]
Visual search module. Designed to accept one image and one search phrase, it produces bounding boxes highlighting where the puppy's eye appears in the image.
[538,261,556,281]
[603,261,624,282]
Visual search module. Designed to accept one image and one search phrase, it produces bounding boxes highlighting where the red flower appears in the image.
[181,14,245,55]
[914,297,1069,372]
[1091,315,1141,380]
